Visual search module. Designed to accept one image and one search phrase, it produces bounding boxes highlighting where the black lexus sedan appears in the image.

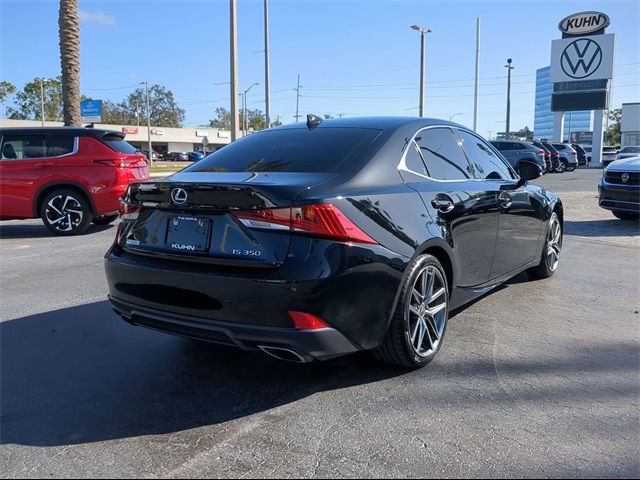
[105,116,563,369]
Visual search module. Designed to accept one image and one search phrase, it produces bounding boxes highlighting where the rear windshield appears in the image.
[188,127,382,173]
[101,134,139,154]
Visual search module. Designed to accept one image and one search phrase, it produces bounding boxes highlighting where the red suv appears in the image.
[0,127,149,235]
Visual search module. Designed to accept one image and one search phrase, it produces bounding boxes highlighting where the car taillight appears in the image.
[288,311,330,330]
[537,150,545,155]
[94,157,146,168]
[119,201,142,220]
[234,203,378,244]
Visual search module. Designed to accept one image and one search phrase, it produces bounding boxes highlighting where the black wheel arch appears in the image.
[33,182,96,217]
[380,237,455,346]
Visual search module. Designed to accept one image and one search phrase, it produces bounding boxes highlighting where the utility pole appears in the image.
[230,0,240,141]
[473,18,480,132]
[411,25,432,117]
[505,58,514,140]
[264,0,271,128]
[40,78,46,126]
[294,74,301,122]
[142,81,152,164]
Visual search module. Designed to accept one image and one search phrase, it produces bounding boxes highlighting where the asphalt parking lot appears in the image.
[1,169,638,478]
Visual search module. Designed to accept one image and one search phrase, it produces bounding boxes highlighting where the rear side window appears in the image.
[48,135,75,157]
[404,141,429,176]
[101,134,139,154]
[490,141,508,151]
[415,128,471,181]
[1,134,47,159]
[554,144,566,150]
[189,127,381,173]
[456,129,516,181]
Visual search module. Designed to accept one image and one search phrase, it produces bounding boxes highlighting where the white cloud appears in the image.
[78,10,116,27]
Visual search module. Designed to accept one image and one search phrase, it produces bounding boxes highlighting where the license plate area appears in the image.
[166,216,211,253]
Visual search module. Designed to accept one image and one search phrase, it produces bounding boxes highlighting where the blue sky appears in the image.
[1,0,639,138]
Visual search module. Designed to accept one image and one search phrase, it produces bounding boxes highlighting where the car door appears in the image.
[400,127,499,287]
[455,128,544,280]
[0,132,50,219]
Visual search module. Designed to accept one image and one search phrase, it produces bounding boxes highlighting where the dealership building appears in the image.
[533,66,592,142]
[621,103,640,146]
[0,119,232,155]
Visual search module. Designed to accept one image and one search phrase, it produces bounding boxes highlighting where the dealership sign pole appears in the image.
[549,11,614,166]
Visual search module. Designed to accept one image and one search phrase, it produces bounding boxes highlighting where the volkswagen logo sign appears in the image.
[170,187,188,205]
[621,173,630,184]
[561,38,603,79]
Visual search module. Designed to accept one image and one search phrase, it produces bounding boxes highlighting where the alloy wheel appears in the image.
[546,214,562,272]
[44,194,84,233]
[407,265,448,357]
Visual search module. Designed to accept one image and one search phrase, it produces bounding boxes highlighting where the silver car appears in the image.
[618,146,640,160]
[584,146,619,166]
[551,143,578,172]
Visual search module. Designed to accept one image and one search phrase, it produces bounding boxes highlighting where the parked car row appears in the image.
[489,140,582,174]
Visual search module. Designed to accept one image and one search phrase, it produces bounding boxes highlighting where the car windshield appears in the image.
[188,127,382,173]
[621,146,640,153]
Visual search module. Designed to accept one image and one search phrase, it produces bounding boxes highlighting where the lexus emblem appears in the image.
[621,173,630,184]
[561,38,603,79]
[170,187,188,205]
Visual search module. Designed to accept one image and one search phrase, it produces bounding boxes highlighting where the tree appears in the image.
[208,107,231,129]
[606,108,622,145]
[0,81,16,105]
[208,107,267,131]
[7,77,64,121]
[516,126,533,141]
[59,0,81,125]
[118,84,185,127]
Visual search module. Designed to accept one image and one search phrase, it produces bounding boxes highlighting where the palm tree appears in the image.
[58,0,81,125]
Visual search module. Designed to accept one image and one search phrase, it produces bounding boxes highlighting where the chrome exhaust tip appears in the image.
[258,345,312,364]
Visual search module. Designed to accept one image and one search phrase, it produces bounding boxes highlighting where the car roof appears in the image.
[0,126,123,138]
[268,116,463,132]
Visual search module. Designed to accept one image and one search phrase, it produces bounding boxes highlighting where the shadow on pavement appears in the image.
[2,298,638,448]
[0,301,405,447]
[0,223,115,239]
[564,219,639,238]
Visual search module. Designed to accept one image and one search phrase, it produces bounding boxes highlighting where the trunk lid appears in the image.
[119,172,335,267]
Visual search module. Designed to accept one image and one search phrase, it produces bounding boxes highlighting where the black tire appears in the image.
[566,165,576,172]
[40,189,93,236]
[92,213,119,226]
[373,254,449,369]
[527,211,562,279]
[612,211,640,221]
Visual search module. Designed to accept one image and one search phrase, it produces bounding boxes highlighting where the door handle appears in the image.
[431,194,455,213]
[498,191,512,209]
[36,162,54,168]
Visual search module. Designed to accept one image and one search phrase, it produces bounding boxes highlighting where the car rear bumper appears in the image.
[109,295,358,361]
[104,239,407,352]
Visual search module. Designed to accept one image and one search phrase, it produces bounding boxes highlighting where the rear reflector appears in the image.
[234,203,378,244]
[288,311,330,330]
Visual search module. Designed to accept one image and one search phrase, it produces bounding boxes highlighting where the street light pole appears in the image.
[40,78,46,126]
[411,25,433,117]
[264,0,271,128]
[142,81,152,164]
[505,58,514,140]
[230,0,240,141]
[294,74,301,122]
[242,83,259,136]
[473,17,480,132]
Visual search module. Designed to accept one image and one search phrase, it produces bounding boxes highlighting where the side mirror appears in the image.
[517,160,541,187]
